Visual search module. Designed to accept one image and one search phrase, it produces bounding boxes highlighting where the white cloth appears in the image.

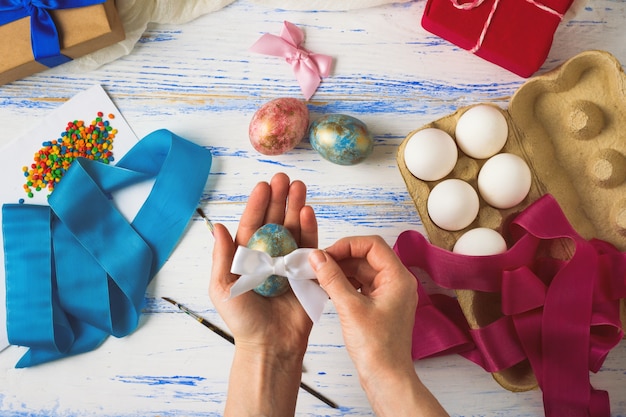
[60,0,236,73]
[229,246,328,323]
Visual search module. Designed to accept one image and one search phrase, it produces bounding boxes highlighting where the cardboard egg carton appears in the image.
[397,50,625,392]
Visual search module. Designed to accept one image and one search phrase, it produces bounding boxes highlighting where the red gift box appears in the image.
[421,0,574,77]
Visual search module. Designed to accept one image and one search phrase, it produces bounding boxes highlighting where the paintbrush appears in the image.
[162,296,233,344]
[196,207,214,234]
[162,296,338,409]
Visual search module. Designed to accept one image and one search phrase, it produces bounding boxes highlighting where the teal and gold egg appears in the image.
[309,114,374,165]
[247,223,298,297]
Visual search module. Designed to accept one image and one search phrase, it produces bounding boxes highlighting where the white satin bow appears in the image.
[229,246,329,323]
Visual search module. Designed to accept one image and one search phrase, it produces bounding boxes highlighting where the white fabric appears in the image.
[60,0,236,73]
[229,246,328,323]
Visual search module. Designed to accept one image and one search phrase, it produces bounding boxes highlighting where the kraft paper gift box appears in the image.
[421,0,574,77]
[0,0,125,86]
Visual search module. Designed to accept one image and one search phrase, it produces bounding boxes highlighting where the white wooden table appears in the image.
[0,1,625,416]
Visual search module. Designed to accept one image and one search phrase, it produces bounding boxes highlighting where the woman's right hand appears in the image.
[309,236,449,417]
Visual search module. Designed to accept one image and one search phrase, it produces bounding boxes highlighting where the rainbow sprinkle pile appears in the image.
[22,112,117,199]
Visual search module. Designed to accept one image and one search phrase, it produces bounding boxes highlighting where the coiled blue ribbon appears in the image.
[2,129,212,367]
[0,0,105,68]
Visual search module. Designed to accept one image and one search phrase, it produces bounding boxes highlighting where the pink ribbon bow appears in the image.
[394,194,626,417]
[250,21,333,100]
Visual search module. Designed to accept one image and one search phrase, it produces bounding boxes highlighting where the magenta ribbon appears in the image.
[250,21,333,100]
[394,194,626,417]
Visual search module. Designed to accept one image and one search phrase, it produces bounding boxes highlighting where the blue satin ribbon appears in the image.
[0,0,105,68]
[2,129,212,367]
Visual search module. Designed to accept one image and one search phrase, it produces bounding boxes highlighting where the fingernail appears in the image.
[309,249,327,271]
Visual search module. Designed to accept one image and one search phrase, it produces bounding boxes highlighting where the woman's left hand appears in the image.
[209,172,318,358]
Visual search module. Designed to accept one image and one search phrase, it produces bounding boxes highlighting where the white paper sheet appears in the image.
[0,85,140,352]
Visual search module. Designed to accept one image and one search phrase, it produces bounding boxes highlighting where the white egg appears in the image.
[453,227,507,256]
[404,128,458,181]
[427,179,479,231]
[455,105,508,159]
[478,153,532,209]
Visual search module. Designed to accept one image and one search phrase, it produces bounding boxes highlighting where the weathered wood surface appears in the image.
[0,1,624,415]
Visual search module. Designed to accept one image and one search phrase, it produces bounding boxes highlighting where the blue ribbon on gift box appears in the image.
[0,0,106,68]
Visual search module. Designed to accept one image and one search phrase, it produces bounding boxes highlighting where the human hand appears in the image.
[209,172,318,358]
[308,235,417,380]
[309,236,448,416]
[210,173,319,416]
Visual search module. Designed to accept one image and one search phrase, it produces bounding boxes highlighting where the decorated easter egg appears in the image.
[247,223,298,297]
[249,98,309,155]
[477,153,532,209]
[453,227,507,256]
[404,128,458,181]
[309,114,374,165]
[427,179,479,231]
[455,105,508,159]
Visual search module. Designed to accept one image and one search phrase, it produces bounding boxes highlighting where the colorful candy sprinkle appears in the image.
[22,112,117,198]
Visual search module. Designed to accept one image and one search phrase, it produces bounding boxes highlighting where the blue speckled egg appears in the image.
[309,114,374,165]
[247,223,298,297]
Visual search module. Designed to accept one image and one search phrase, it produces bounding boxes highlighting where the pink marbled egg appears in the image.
[249,98,309,155]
